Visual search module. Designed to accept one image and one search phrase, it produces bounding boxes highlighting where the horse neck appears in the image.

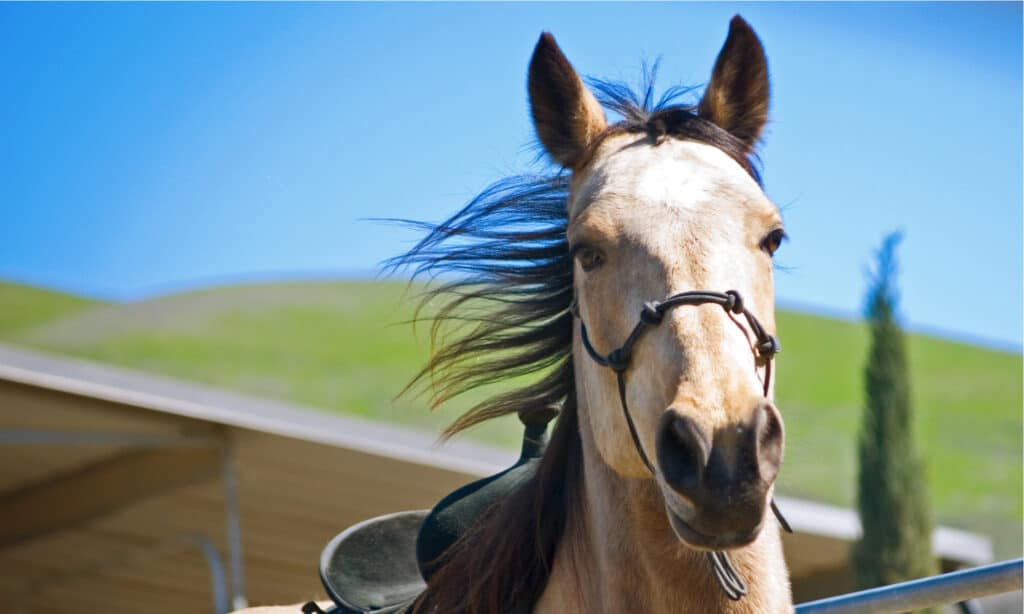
[545,384,790,614]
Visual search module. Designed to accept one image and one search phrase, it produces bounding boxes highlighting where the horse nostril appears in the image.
[755,402,784,483]
[656,413,710,497]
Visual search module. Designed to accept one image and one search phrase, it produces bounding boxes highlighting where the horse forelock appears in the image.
[575,72,763,186]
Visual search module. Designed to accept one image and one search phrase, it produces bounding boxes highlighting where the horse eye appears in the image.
[574,246,604,271]
[761,228,786,256]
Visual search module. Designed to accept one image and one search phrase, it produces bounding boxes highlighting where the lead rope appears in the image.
[573,290,792,602]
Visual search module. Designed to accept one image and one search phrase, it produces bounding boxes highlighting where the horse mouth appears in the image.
[665,503,762,551]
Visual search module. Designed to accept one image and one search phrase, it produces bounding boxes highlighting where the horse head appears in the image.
[530,16,785,552]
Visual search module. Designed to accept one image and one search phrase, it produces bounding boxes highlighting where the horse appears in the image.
[238,14,791,614]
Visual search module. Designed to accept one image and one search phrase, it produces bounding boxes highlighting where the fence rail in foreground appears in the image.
[795,558,1022,614]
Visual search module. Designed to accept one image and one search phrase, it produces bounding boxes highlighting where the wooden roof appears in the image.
[0,344,992,612]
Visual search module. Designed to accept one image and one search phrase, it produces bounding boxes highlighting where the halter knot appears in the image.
[606,348,630,372]
[758,335,781,357]
[724,290,744,314]
[640,301,664,325]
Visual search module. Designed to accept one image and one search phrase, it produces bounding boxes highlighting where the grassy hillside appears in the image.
[3,282,525,448]
[774,310,1021,556]
[1,280,1020,557]
[0,281,104,336]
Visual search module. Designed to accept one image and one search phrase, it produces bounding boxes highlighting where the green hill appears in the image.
[0,281,105,336]
[1,280,1020,557]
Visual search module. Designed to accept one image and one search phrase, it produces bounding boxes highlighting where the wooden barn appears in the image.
[0,344,993,613]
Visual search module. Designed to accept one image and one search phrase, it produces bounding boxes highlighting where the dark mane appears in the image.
[384,174,575,437]
[388,68,763,613]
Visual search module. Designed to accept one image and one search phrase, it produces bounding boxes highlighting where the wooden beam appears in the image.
[0,446,221,550]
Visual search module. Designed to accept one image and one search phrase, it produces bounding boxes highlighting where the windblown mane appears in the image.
[387,69,762,613]
[385,174,575,436]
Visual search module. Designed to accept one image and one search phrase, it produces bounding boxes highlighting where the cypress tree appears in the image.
[852,232,938,593]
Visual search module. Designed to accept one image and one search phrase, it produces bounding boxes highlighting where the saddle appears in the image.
[306,417,552,614]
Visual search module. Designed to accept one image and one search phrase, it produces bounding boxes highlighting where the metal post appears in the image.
[189,534,230,614]
[221,443,248,611]
[795,558,1023,614]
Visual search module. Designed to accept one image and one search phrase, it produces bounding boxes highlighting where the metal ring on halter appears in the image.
[573,289,791,602]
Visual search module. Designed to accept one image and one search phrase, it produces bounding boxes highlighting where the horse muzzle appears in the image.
[665,501,765,550]
[655,402,784,551]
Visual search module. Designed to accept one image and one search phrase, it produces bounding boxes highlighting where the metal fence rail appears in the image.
[795,558,1023,614]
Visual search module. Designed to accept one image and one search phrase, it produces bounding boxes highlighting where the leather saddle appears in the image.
[307,420,550,614]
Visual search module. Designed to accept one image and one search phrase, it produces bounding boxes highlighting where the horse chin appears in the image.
[663,500,763,552]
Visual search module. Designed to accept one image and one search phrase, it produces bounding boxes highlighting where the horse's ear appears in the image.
[528,33,607,169]
[698,16,770,151]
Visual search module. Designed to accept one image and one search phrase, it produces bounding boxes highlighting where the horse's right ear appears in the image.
[528,33,607,169]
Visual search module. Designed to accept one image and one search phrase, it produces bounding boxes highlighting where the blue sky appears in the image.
[1,3,1021,349]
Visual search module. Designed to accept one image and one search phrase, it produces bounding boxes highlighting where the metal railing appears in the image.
[795,558,1023,614]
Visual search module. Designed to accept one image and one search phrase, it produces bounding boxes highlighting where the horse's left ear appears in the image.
[698,15,770,151]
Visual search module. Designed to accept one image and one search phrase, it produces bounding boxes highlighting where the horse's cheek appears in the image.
[578,372,650,478]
